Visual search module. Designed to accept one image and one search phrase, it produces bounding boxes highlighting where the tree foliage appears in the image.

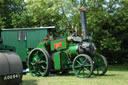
[0,0,25,28]
[0,0,128,63]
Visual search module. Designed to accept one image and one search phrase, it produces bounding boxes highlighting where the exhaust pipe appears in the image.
[80,8,88,40]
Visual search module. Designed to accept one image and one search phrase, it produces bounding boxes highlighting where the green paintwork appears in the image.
[2,28,48,62]
[68,44,78,56]
[50,38,67,51]
[54,52,61,70]
[38,42,45,48]
[61,52,68,69]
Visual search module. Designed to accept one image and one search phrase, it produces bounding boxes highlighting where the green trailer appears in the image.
[1,26,55,68]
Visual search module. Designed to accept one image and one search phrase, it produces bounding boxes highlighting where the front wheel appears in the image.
[93,54,108,76]
[72,54,93,78]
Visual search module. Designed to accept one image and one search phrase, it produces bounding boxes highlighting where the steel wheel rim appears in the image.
[73,54,93,78]
[28,48,48,77]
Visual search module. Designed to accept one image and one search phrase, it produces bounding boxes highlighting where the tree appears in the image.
[23,0,62,27]
[0,0,25,28]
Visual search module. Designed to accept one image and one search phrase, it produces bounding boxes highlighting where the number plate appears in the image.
[3,74,21,80]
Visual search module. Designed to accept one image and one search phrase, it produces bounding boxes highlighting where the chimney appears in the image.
[80,8,88,40]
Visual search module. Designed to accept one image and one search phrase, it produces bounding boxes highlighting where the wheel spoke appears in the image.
[76,60,82,65]
[82,57,88,64]
[40,60,47,64]
[41,65,46,70]
[74,65,81,69]
[33,56,40,62]
[82,68,85,76]
[76,68,82,75]
[79,58,84,64]
[31,62,36,65]
[97,67,99,74]
[37,66,44,76]
[83,67,90,73]
[38,71,44,76]
[84,64,91,67]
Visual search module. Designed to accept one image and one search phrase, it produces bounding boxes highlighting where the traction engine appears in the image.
[27,8,108,78]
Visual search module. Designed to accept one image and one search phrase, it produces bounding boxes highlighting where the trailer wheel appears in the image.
[28,48,50,77]
[93,54,108,76]
[72,54,93,78]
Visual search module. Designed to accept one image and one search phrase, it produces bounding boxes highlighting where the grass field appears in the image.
[21,65,128,85]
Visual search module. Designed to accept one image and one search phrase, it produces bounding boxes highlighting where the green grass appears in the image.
[21,65,128,85]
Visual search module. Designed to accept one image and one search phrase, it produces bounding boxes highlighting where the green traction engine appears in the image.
[27,8,108,78]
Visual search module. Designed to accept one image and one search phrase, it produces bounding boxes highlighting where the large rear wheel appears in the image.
[72,54,93,78]
[28,48,50,77]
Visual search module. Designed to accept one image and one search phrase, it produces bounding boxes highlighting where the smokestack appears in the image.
[80,8,88,40]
